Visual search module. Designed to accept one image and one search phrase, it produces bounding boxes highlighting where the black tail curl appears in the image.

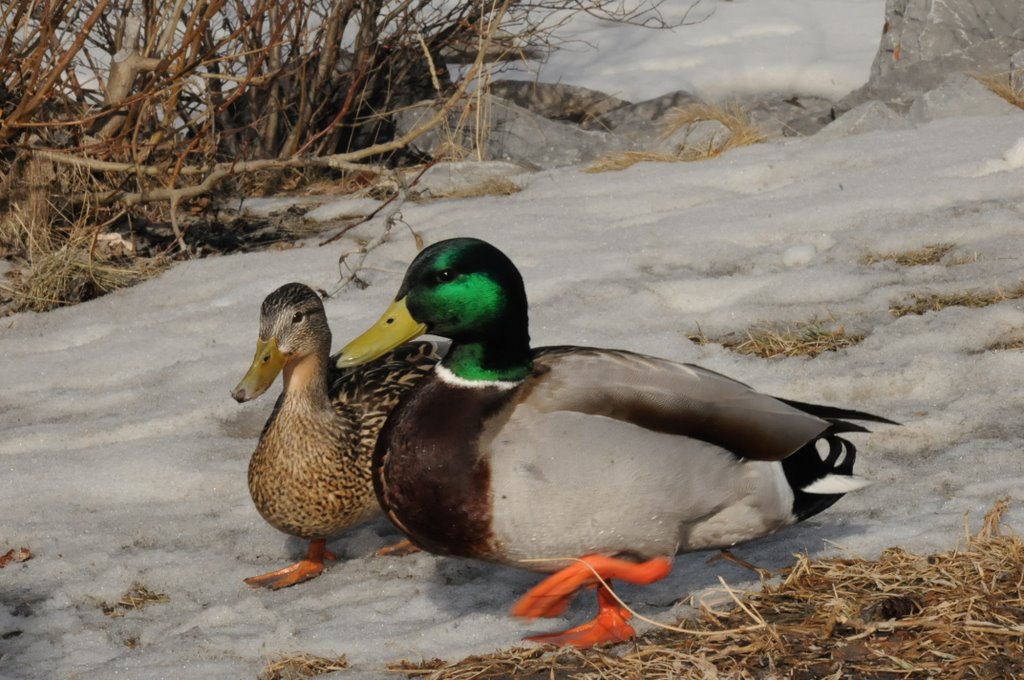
[778,400,897,521]
[782,431,857,520]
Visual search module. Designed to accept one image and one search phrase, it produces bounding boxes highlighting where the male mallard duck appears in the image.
[232,283,443,589]
[337,238,895,646]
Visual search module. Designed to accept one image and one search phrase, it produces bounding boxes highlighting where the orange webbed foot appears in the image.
[374,538,420,557]
[525,585,636,648]
[511,554,673,620]
[245,538,337,590]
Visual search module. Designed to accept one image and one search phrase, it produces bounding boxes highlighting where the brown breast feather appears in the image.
[372,372,516,558]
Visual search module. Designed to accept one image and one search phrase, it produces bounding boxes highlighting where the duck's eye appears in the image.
[436,269,456,283]
[291,311,304,324]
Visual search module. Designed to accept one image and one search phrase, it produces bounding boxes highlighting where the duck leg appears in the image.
[374,538,421,557]
[244,538,337,590]
[524,583,636,647]
[512,554,672,647]
[512,554,672,619]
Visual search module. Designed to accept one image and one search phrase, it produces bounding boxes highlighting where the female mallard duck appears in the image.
[231,283,443,589]
[337,237,896,646]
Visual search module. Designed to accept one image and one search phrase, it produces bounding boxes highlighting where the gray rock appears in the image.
[653,119,732,157]
[394,95,631,169]
[870,0,1024,80]
[1012,49,1024,94]
[591,92,714,150]
[600,119,659,149]
[487,80,628,124]
[816,100,909,140]
[742,95,836,139]
[843,30,1024,111]
[842,0,1024,112]
[605,93,836,149]
[586,90,699,132]
[415,160,530,198]
[908,73,1022,122]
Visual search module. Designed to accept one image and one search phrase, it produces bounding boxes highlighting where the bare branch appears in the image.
[1,0,686,302]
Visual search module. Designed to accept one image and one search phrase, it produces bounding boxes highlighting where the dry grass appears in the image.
[861,242,955,266]
[974,73,1024,109]
[1,158,170,314]
[100,583,169,617]
[988,335,1024,351]
[583,150,682,173]
[890,282,1024,317]
[690,321,864,359]
[431,177,524,200]
[4,244,166,313]
[662,102,766,160]
[948,250,981,266]
[259,653,349,680]
[585,102,764,173]
[392,499,1024,679]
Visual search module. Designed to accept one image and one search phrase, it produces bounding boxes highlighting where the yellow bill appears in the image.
[337,297,426,368]
[231,337,286,402]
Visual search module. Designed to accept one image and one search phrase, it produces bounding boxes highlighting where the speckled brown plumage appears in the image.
[233,283,443,587]
[248,339,442,539]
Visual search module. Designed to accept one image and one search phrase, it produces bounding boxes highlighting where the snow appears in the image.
[504,0,886,101]
[6,1,1024,677]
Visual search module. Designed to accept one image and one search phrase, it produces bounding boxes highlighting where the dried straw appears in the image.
[973,73,1024,110]
[690,321,863,359]
[861,242,954,267]
[392,499,1024,679]
[260,652,349,680]
[890,283,1024,318]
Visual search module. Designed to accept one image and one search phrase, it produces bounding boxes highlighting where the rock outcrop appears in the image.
[840,0,1024,111]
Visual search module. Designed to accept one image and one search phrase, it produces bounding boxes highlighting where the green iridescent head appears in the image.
[339,238,533,382]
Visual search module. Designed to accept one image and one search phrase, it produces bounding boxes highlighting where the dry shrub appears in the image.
[393,499,1024,680]
[586,102,764,172]
[1,216,168,313]
[861,242,954,266]
[890,282,1024,317]
[260,653,349,680]
[428,92,493,163]
[2,0,679,312]
[4,231,167,313]
[0,158,169,313]
[690,321,864,359]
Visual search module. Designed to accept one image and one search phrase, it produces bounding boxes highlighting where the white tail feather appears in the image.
[801,474,872,495]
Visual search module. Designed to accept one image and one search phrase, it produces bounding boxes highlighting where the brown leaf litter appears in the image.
[0,547,32,567]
